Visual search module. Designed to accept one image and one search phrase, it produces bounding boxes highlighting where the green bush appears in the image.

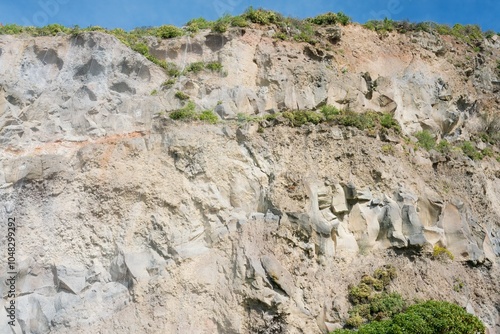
[307,12,339,25]
[283,110,323,127]
[306,12,351,26]
[169,101,197,121]
[379,113,400,132]
[230,15,249,28]
[186,17,214,33]
[161,78,176,88]
[415,130,436,151]
[320,105,341,120]
[205,61,223,72]
[185,61,205,73]
[433,245,454,261]
[156,25,183,39]
[336,110,377,130]
[132,43,149,56]
[199,110,219,124]
[436,139,451,154]
[212,14,232,33]
[460,141,482,160]
[336,12,351,26]
[335,301,485,334]
[243,7,282,25]
[175,91,190,100]
[165,62,181,77]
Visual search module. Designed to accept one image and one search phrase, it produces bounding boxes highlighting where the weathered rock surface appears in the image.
[0,24,499,333]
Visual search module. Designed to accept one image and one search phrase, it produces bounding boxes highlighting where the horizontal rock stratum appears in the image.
[0,21,499,333]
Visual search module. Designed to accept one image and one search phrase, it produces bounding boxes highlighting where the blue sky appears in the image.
[0,0,499,32]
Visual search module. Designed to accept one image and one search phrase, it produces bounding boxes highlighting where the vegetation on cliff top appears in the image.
[333,265,485,334]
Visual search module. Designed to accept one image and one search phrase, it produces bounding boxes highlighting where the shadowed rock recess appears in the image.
[0,21,499,334]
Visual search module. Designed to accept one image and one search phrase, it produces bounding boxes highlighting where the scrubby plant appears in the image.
[174,91,190,100]
[132,43,149,56]
[185,61,205,74]
[199,110,219,124]
[205,61,223,72]
[460,141,483,160]
[436,139,452,154]
[334,300,485,334]
[379,113,400,132]
[243,7,282,25]
[282,110,323,127]
[150,89,158,96]
[336,110,378,130]
[230,15,249,28]
[161,78,176,88]
[320,105,341,120]
[185,17,214,33]
[169,101,197,121]
[415,130,436,151]
[165,62,181,77]
[212,14,232,33]
[432,245,454,261]
[306,12,351,26]
[155,24,183,39]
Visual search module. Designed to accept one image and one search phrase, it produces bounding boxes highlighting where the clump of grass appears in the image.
[169,101,197,121]
[175,91,190,100]
[169,102,219,124]
[306,12,351,26]
[460,141,482,160]
[185,17,214,33]
[320,105,341,120]
[184,61,205,74]
[198,110,219,124]
[161,78,176,89]
[282,110,323,127]
[205,61,223,72]
[150,89,158,96]
[155,25,184,39]
[414,130,436,151]
[432,245,454,261]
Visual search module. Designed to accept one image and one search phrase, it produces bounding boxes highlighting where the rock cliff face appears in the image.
[0,24,499,333]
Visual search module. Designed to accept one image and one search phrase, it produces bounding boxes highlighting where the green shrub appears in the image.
[243,7,282,25]
[186,17,214,33]
[320,105,341,120]
[364,18,395,33]
[274,32,287,40]
[150,89,158,96]
[334,301,485,334]
[212,14,232,33]
[156,25,183,39]
[199,110,219,124]
[415,130,436,151]
[460,141,482,160]
[132,43,149,56]
[175,91,190,100]
[307,12,351,26]
[185,61,205,73]
[436,139,451,154]
[162,78,176,88]
[433,245,454,261]
[307,12,339,25]
[348,283,373,304]
[283,110,323,127]
[230,15,249,28]
[205,61,223,72]
[373,265,397,287]
[166,62,181,77]
[368,293,405,320]
[336,110,377,130]
[38,23,69,36]
[379,113,400,132]
[169,101,197,121]
[336,12,352,26]
[0,24,25,35]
